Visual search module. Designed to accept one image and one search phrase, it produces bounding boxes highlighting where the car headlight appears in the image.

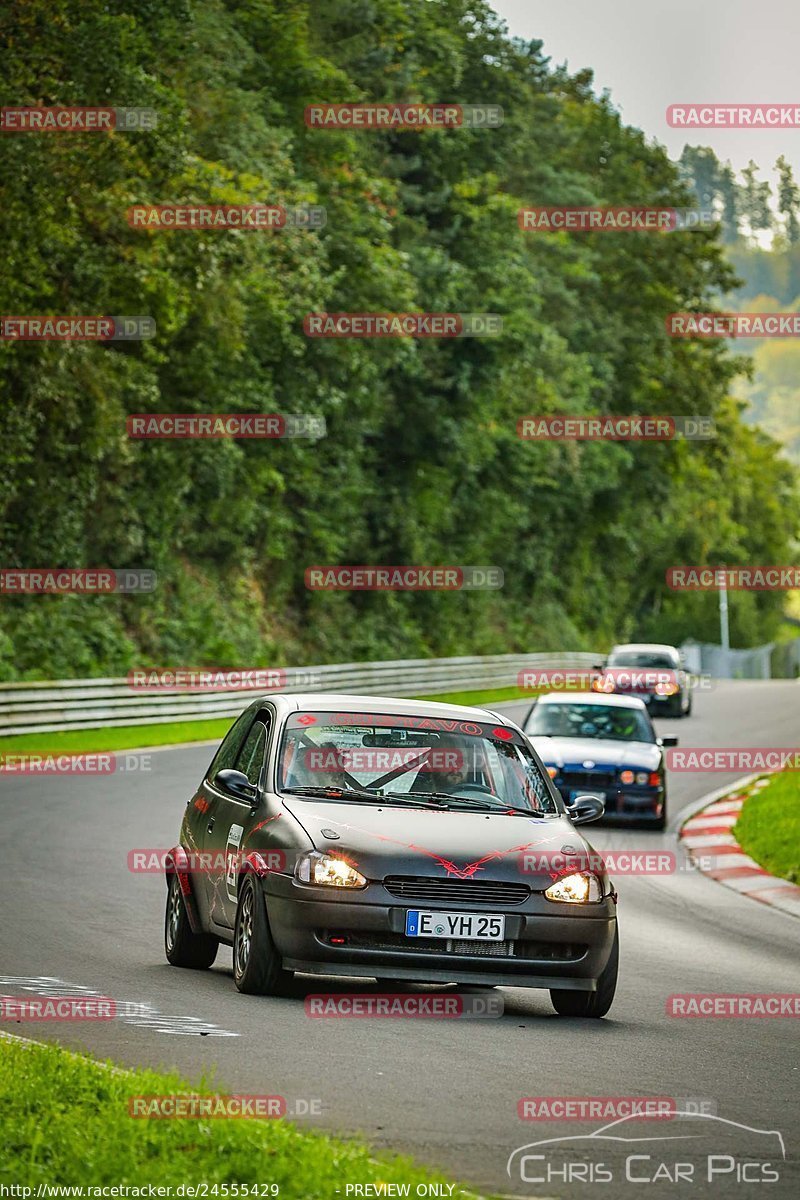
[295,851,367,888]
[622,769,659,786]
[545,765,558,778]
[544,872,603,903]
[591,675,616,693]
[655,681,678,696]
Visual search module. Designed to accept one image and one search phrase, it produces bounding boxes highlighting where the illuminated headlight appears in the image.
[655,681,678,696]
[622,769,657,786]
[546,766,558,779]
[295,851,367,888]
[544,872,603,904]
[592,676,616,693]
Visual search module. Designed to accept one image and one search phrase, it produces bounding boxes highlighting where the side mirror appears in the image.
[658,735,679,747]
[567,794,605,825]
[592,663,605,672]
[216,768,258,802]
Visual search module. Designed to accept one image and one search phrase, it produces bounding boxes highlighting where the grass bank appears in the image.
[733,772,800,884]
[0,1035,489,1195]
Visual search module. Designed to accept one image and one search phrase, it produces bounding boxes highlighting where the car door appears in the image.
[205,712,272,931]
[190,707,255,927]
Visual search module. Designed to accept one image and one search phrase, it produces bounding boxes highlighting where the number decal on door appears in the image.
[225,824,244,902]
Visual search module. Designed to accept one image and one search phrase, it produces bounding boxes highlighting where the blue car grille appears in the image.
[559,770,616,791]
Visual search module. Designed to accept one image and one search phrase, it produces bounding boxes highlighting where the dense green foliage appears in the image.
[1,0,797,679]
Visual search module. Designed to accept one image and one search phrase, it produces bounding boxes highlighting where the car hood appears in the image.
[279,797,586,887]
[528,737,662,771]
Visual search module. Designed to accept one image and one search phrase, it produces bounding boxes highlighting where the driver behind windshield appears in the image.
[411,747,475,796]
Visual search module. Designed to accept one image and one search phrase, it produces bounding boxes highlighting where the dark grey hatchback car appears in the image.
[165,694,619,1017]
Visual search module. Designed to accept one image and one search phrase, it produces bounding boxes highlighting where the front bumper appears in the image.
[262,873,617,991]
[553,779,664,822]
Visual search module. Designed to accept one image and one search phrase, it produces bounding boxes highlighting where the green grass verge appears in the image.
[0,687,537,756]
[416,685,533,707]
[0,1037,490,1195]
[733,772,800,884]
[0,720,230,756]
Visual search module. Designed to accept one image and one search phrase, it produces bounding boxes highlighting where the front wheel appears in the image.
[165,874,218,969]
[233,875,292,995]
[550,925,618,1018]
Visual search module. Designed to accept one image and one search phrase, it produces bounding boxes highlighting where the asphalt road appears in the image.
[1,680,799,1198]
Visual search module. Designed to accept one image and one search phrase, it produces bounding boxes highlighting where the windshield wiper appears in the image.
[282,785,381,802]
[384,791,551,817]
[444,799,551,818]
[374,793,455,809]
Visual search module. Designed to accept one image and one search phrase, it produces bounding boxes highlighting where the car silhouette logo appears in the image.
[507,1111,786,1179]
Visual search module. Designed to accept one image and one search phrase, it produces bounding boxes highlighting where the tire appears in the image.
[550,925,618,1018]
[233,875,292,995]
[685,692,693,717]
[651,808,666,832]
[164,874,218,969]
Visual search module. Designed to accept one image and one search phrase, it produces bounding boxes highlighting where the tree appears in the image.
[740,160,773,240]
[776,155,800,245]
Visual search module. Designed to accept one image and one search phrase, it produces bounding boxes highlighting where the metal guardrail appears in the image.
[0,653,600,736]
[681,637,800,680]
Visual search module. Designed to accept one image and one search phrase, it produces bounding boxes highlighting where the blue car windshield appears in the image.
[527,703,654,743]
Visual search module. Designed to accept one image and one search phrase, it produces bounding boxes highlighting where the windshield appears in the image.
[278,711,558,814]
[607,650,676,669]
[526,702,654,743]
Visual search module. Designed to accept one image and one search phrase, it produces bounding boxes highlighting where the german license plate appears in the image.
[405,910,505,941]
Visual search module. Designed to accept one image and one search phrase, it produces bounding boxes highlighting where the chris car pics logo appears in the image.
[507,1112,785,1186]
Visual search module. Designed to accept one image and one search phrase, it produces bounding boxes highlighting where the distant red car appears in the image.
[592,643,691,718]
